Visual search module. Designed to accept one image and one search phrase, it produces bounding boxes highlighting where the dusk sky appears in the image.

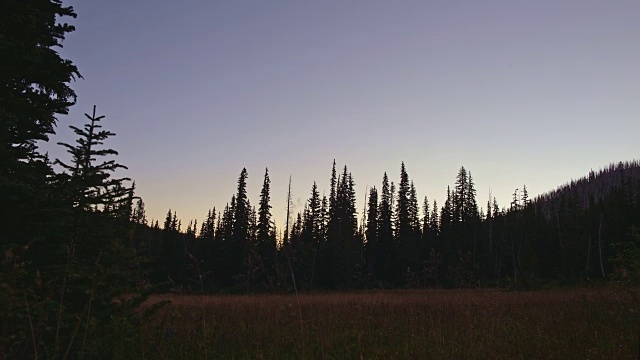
[48,0,640,229]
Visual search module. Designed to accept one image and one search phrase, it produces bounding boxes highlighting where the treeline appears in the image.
[130,160,640,292]
[2,2,639,356]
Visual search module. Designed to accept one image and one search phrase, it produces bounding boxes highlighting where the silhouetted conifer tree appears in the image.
[377,172,394,284]
[232,168,250,283]
[364,186,379,277]
[256,168,277,287]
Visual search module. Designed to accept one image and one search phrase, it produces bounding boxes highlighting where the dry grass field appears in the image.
[126,287,638,359]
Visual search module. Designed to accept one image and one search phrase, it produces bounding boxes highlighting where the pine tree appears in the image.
[522,185,529,208]
[429,199,439,236]
[164,209,173,231]
[466,171,480,264]
[441,187,453,233]
[0,2,81,261]
[129,197,148,249]
[453,166,468,224]
[0,1,80,162]
[329,159,337,216]
[320,195,329,242]
[283,175,292,246]
[305,182,322,243]
[365,186,379,279]
[256,168,276,287]
[466,172,479,221]
[25,105,147,357]
[395,163,419,282]
[56,106,132,214]
[295,182,322,288]
[199,208,216,240]
[378,172,394,284]
[232,168,250,281]
[0,6,84,352]
[171,211,179,232]
[409,181,420,233]
[422,196,430,235]
[324,165,360,288]
[290,212,304,249]
[132,198,147,225]
[257,168,273,246]
[422,196,432,253]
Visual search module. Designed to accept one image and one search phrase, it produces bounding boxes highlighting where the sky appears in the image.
[46,0,640,230]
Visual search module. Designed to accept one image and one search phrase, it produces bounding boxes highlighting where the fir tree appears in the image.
[163,209,173,231]
[0,1,81,262]
[232,168,251,281]
[395,163,419,282]
[378,172,394,284]
[257,168,273,246]
[56,106,131,214]
[199,208,216,240]
[365,186,379,279]
[256,168,276,286]
[132,198,147,225]
[429,199,439,236]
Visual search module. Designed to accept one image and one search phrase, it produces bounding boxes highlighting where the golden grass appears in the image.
[136,287,637,359]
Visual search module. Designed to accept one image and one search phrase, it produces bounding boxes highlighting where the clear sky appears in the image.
[47,0,640,230]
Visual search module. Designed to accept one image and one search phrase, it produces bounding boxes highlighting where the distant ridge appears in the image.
[534,160,640,215]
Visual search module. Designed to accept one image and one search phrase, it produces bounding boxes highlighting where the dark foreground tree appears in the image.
[0,0,81,252]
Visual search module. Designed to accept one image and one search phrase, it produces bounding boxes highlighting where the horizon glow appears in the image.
[44,0,640,230]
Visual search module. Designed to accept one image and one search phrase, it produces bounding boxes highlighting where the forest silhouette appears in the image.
[1,1,639,358]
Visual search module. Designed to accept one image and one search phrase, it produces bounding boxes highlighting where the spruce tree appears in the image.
[256,168,276,286]
[304,182,322,244]
[257,168,273,246]
[29,105,148,357]
[132,198,147,225]
[296,182,322,288]
[232,168,250,282]
[56,106,131,214]
[453,166,468,224]
[199,208,216,240]
[0,1,81,259]
[365,186,379,280]
[324,165,360,288]
[422,196,431,253]
[395,163,419,282]
[429,199,439,237]
[164,209,173,231]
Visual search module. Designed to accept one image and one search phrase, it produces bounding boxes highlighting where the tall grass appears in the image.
[136,287,635,359]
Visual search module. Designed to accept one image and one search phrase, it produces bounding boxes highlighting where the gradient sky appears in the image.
[47,0,640,230]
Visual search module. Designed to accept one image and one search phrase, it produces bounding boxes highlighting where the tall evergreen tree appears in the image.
[422,196,432,253]
[199,208,216,240]
[0,1,81,260]
[429,199,439,237]
[324,165,360,288]
[365,186,379,279]
[296,182,322,288]
[257,168,273,247]
[395,163,420,282]
[329,159,337,215]
[132,198,147,225]
[232,168,251,281]
[466,172,479,221]
[163,209,173,231]
[304,182,322,244]
[377,172,394,284]
[320,195,329,242]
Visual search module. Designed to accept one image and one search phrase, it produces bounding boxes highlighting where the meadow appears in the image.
[128,287,637,359]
